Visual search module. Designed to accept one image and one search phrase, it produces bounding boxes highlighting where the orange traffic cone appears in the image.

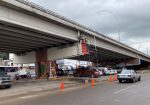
[60,82,65,90]
[91,78,95,86]
[109,75,113,82]
[114,73,117,81]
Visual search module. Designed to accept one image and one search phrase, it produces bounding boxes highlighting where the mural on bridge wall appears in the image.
[35,61,58,79]
[35,62,47,79]
[47,61,57,78]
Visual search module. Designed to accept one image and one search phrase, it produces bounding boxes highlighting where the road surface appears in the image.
[1,73,150,105]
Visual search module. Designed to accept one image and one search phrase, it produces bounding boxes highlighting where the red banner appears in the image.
[81,39,88,55]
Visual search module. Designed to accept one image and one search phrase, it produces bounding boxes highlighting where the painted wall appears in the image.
[47,44,79,60]
[13,44,79,64]
[13,52,36,64]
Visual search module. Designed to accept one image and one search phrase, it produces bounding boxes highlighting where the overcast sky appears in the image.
[31,0,150,54]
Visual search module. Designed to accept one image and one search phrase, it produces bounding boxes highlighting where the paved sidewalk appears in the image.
[0,80,81,98]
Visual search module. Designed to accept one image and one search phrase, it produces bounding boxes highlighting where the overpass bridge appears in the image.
[0,0,150,75]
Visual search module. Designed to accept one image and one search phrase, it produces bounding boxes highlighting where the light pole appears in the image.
[96,10,121,41]
[86,10,121,66]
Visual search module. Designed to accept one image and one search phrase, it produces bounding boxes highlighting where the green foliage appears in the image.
[0,52,9,60]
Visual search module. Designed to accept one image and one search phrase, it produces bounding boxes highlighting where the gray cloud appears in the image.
[31,0,150,54]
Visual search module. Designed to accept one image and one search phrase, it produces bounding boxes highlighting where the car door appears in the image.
[132,70,138,80]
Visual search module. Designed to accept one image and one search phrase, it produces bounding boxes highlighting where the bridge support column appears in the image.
[35,48,48,79]
[35,48,58,79]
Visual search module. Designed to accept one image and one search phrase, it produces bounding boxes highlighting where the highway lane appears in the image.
[1,73,150,105]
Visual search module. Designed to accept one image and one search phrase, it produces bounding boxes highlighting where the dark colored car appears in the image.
[56,69,66,76]
[117,69,141,83]
[73,66,99,78]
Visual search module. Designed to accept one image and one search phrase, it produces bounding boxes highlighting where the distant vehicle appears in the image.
[29,70,36,78]
[15,69,31,80]
[0,66,18,80]
[56,69,64,76]
[57,65,75,76]
[74,66,99,78]
[93,67,103,76]
[117,70,141,83]
[56,67,68,76]
[96,67,106,75]
[97,70,103,76]
[0,68,12,88]
[108,68,117,75]
[100,67,117,75]
[66,66,75,75]
[68,70,75,75]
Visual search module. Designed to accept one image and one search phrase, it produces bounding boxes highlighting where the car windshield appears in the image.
[121,70,131,74]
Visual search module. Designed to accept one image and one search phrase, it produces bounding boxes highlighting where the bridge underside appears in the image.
[0,20,148,68]
[0,20,76,54]
[69,47,133,64]
[0,0,150,79]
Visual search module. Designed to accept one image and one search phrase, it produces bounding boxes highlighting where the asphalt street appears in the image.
[1,73,150,105]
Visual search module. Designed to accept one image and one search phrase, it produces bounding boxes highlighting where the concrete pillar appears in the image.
[36,48,47,62]
[35,48,48,79]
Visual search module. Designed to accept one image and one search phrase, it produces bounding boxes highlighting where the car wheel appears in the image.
[5,85,11,88]
[16,77,19,80]
[119,80,122,83]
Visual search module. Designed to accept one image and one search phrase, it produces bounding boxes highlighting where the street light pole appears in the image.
[96,10,121,41]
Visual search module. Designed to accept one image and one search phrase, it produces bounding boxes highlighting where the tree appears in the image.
[0,52,9,60]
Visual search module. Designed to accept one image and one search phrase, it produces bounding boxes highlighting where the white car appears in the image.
[29,70,36,78]
[108,69,117,75]
[117,69,141,83]
[93,68,103,76]
[15,69,31,80]
[103,68,117,75]
[96,69,103,76]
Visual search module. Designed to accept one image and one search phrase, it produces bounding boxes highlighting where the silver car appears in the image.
[117,70,141,83]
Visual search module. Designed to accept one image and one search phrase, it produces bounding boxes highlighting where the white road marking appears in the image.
[114,85,137,94]
[19,95,38,99]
